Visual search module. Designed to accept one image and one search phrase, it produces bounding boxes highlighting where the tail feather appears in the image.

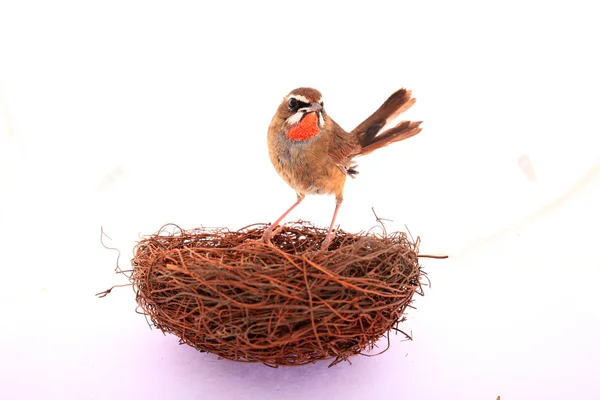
[352,88,417,146]
[359,120,422,156]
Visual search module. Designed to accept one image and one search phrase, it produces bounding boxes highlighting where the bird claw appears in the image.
[261,231,274,245]
[262,224,284,245]
[320,235,333,251]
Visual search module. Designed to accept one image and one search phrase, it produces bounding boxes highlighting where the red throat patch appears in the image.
[286,113,320,141]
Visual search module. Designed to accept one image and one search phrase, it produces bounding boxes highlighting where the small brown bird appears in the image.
[263,87,421,249]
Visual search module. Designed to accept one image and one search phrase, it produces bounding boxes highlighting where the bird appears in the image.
[263,87,422,249]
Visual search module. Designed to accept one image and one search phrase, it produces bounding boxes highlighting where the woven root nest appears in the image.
[131,222,425,367]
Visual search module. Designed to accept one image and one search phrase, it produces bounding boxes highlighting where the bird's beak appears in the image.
[300,102,322,114]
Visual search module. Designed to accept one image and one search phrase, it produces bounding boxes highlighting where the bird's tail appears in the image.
[352,88,422,156]
[359,120,422,156]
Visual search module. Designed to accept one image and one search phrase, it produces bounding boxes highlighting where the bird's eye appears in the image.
[287,98,298,110]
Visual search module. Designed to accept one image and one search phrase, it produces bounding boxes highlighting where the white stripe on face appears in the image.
[285,94,323,104]
[286,110,324,127]
[286,111,303,125]
[286,94,310,103]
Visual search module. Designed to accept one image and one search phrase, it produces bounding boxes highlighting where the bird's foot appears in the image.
[261,225,283,246]
[320,234,333,251]
[261,229,274,245]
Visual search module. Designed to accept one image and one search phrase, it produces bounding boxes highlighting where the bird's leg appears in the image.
[321,198,342,250]
[262,194,304,244]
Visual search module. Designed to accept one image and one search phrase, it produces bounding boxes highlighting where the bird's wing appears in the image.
[327,122,362,176]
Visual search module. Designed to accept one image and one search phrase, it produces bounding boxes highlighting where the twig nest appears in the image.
[131,222,424,367]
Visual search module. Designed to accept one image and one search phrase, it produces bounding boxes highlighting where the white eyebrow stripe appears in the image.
[286,94,323,104]
[286,94,310,103]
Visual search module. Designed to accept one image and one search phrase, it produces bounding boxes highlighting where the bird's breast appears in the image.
[269,135,345,197]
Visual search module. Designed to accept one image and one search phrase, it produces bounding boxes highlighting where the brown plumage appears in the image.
[263,87,422,249]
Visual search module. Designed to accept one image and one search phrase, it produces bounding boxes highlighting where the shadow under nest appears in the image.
[131,222,426,367]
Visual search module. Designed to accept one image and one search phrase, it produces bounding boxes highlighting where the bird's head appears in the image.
[272,88,325,141]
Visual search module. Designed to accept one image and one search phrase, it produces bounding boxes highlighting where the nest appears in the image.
[130,222,425,367]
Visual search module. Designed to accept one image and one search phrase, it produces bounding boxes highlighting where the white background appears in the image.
[1,1,599,399]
